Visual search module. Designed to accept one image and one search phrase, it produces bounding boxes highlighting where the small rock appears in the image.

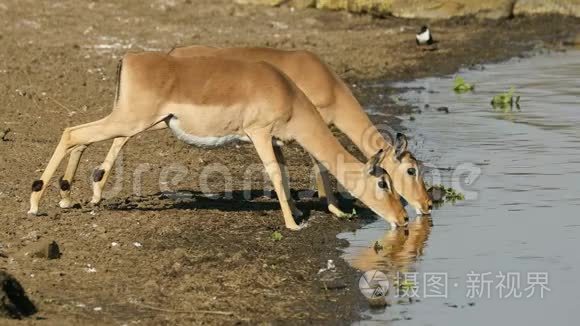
[270,21,289,29]
[368,296,388,308]
[19,240,61,259]
[320,278,347,290]
[21,231,40,241]
[0,128,11,141]
[85,264,97,273]
[436,106,450,113]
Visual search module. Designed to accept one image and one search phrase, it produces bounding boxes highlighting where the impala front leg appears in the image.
[247,128,302,230]
[272,144,303,218]
[310,155,347,217]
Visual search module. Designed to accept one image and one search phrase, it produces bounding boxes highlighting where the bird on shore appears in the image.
[416,25,434,46]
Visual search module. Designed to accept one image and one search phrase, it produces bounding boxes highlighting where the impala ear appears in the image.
[395,132,408,155]
[366,149,387,177]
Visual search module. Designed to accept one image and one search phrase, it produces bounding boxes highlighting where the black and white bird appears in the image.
[416,25,434,46]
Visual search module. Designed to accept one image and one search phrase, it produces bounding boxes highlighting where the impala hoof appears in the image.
[291,209,304,218]
[286,221,308,231]
[59,199,73,209]
[328,204,347,218]
[27,209,38,216]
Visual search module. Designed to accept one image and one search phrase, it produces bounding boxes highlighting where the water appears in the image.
[339,50,580,325]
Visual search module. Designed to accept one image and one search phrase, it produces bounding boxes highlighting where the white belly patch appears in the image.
[168,117,250,147]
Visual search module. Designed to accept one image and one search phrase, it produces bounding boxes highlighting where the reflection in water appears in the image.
[350,216,432,277]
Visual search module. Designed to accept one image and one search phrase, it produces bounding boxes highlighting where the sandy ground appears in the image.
[0,0,579,324]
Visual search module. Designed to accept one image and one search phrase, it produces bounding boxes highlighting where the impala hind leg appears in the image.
[91,121,167,205]
[247,129,301,230]
[311,155,347,217]
[90,136,130,205]
[58,144,88,208]
[29,116,159,215]
[272,144,303,218]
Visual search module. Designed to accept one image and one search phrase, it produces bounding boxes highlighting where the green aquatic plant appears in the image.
[399,279,417,291]
[428,184,465,203]
[453,76,475,93]
[373,240,383,253]
[445,187,465,202]
[338,208,358,220]
[491,86,520,107]
[271,231,283,241]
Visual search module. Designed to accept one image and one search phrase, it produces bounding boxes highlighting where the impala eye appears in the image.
[378,179,388,190]
[407,168,417,176]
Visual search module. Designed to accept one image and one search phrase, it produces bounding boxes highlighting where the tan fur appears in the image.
[29,53,407,229]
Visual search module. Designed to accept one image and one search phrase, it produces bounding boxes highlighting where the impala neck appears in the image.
[288,101,368,188]
[329,89,398,174]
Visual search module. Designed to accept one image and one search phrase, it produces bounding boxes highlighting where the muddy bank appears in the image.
[0,0,578,324]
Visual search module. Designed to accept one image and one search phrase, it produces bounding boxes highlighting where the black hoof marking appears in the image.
[32,180,43,192]
[59,177,71,191]
[93,168,105,182]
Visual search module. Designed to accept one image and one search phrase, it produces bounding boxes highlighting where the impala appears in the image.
[62,46,432,217]
[29,52,408,229]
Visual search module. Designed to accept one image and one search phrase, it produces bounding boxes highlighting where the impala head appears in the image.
[362,149,408,228]
[386,133,432,215]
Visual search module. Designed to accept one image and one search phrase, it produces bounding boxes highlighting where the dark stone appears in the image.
[0,271,37,319]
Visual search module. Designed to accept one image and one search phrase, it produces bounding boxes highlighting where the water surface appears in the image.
[339,50,580,325]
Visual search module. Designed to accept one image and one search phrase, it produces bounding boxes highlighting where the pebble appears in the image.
[19,239,61,259]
